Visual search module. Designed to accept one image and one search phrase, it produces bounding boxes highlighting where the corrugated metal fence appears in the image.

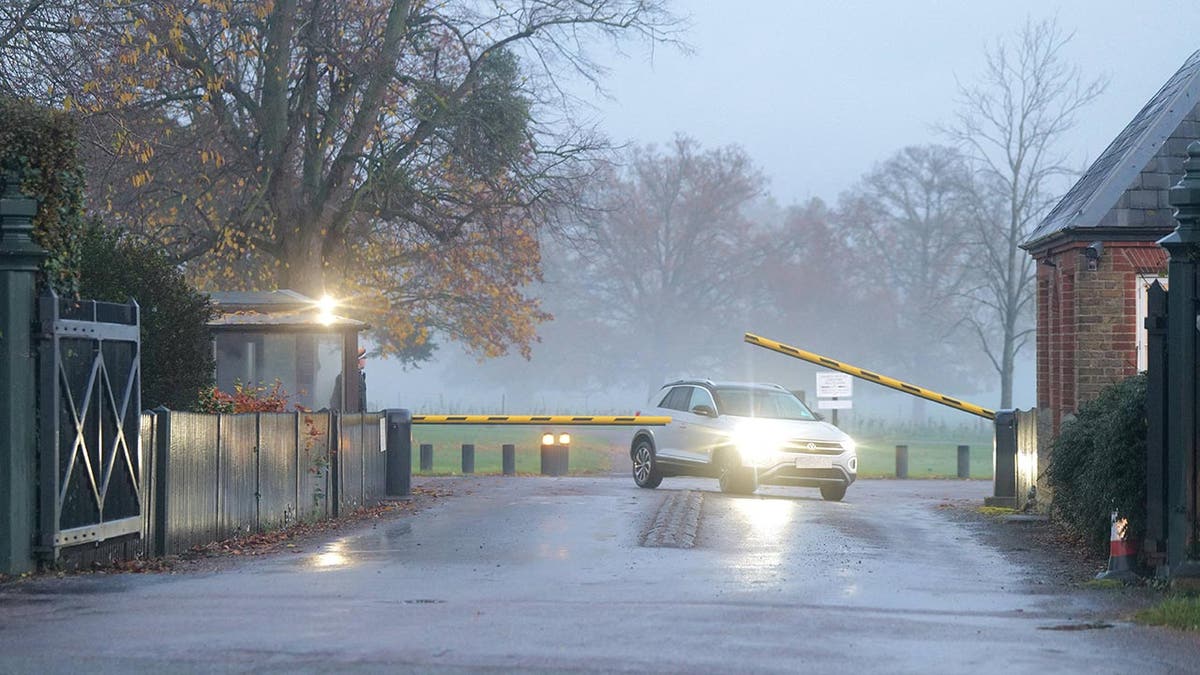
[142,410,386,556]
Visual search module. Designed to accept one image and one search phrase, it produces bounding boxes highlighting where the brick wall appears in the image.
[1035,241,1167,433]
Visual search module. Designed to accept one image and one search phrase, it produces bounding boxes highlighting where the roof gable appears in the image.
[1023,51,1200,250]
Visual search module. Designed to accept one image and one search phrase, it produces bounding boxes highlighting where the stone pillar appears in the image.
[1160,141,1200,582]
[0,171,46,574]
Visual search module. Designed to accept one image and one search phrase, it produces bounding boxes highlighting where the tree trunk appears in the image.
[279,227,326,297]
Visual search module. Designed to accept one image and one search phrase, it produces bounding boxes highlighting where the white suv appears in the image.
[631,380,858,501]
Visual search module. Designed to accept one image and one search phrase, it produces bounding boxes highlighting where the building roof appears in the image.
[207,289,366,330]
[1023,50,1200,250]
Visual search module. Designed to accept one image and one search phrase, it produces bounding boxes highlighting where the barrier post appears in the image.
[895,445,908,479]
[957,445,970,479]
[419,443,433,472]
[461,443,474,474]
[384,409,412,497]
[987,410,1019,508]
[502,444,516,476]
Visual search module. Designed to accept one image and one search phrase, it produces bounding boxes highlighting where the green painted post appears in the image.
[0,171,46,574]
[1161,142,1200,582]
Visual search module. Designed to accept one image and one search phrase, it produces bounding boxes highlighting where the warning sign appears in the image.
[816,372,853,399]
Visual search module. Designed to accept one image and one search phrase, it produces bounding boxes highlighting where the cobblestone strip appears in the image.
[639,490,703,548]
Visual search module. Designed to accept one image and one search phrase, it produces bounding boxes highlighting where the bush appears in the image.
[0,97,84,294]
[79,222,215,410]
[1045,374,1147,554]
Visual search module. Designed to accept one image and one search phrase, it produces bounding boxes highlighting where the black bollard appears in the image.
[419,443,433,472]
[957,445,970,479]
[502,444,516,476]
[461,443,475,474]
[895,445,908,479]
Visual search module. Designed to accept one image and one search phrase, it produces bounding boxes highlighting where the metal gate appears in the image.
[37,292,143,557]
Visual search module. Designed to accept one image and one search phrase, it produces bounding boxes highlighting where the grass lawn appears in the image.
[411,425,621,475]
[1134,595,1200,631]
[410,425,994,480]
[855,438,994,479]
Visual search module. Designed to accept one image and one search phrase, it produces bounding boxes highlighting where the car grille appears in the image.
[782,439,846,455]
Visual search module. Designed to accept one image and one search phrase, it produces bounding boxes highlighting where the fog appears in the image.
[364,1,1198,421]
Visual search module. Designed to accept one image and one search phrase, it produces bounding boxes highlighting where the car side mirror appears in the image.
[691,404,716,418]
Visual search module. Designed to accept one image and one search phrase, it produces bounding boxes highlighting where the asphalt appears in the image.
[0,476,1197,673]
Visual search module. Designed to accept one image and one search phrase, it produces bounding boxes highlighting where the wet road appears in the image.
[0,477,1196,673]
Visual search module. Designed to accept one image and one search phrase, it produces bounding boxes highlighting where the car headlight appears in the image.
[841,437,856,454]
[731,429,783,466]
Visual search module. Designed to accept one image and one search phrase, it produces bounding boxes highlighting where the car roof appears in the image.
[660,379,788,392]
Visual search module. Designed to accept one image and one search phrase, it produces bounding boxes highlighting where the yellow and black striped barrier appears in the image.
[744,332,996,421]
[411,414,671,426]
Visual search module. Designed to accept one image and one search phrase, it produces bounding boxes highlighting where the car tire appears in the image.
[718,452,757,495]
[632,439,663,489]
[820,483,847,502]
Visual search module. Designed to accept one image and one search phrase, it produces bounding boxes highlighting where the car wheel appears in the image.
[718,451,757,495]
[632,439,663,489]
[820,484,847,502]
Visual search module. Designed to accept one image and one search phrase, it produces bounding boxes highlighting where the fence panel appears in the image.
[258,413,299,528]
[298,411,332,521]
[338,413,366,513]
[362,413,387,504]
[218,414,258,538]
[160,412,219,555]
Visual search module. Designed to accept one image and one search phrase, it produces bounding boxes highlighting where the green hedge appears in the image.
[1045,374,1147,553]
[0,97,84,294]
[79,222,216,410]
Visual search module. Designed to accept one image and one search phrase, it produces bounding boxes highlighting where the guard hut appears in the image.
[1021,50,1200,435]
[208,290,367,411]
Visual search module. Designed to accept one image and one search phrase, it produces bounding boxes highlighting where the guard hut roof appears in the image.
[1022,50,1200,253]
[207,289,367,331]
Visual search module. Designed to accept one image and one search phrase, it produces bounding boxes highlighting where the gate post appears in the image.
[1160,142,1200,582]
[384,409,412,497]
[1144,281,1169,575]
[0,172,46,574]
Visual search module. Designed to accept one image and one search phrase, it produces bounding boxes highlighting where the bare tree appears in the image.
[944,18,1106,408]
[837,145,985,419]
[556,136,770,394]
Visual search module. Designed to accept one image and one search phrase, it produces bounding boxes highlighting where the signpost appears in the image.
[816,372,853,425]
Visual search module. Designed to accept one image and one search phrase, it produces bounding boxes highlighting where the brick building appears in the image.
[1022,51,1200,434]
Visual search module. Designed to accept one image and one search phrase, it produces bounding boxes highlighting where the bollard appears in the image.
[957,445,970,479]
[419,443,433,472]
[540,433,570,476]
[895,444,908,479]
[461,443,475,474]
[384,409,413,497]
[502,444,516,476]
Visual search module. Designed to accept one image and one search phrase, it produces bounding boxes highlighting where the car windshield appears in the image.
[714,387,816,421]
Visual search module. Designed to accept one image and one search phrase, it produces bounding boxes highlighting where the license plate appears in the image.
[795,455,830,469]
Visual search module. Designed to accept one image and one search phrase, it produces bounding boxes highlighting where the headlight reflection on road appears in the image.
[728,498,795,587]
[310,540,351,569]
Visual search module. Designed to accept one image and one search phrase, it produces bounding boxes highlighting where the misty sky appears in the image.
[373,0,1200,415]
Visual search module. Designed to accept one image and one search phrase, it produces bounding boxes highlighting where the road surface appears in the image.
[0,477,1196,673]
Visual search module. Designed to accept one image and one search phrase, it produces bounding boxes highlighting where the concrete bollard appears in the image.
[461,443,475,474]
[957,445,970,479]
[895,445,908,479]
[419,443,433,472]
[502,444,516,476]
